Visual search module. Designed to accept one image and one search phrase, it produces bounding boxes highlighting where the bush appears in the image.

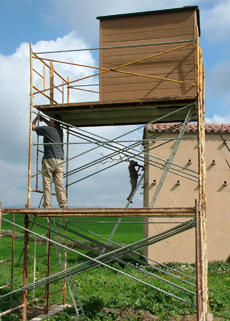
[1,313,21,321]
[82,296,104,319]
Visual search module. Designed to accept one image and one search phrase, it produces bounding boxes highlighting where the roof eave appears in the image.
[97,6,201,36]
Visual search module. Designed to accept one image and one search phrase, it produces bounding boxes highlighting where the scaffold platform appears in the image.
[35,97,197,127]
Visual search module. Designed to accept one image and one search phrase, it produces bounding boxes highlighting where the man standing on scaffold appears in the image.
[32,114,67,209]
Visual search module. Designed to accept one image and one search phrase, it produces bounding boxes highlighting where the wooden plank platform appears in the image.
[1,207,195,217]
[35,97,197,127]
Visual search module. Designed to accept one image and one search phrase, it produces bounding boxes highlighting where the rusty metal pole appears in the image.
[0,202,2,243]
[45,218,51,314]
[35,130,40,190]
[50,61,54,104]
[10,213,15,309]
[66,76,70,204]
[23,214,30,321]
[196,27,209,321]
[197,92,208,321]
[63,127,69,305]
[43,60,54,315]
[22,42,34,321]
[27,43,33,208]
[63,76,70,304]
[195,200,202,321]
[62,80,65,104]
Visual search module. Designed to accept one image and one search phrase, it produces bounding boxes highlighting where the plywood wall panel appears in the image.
[101,44,194,57]
[101,49,195,66]
[98,8,198,101]
[100,29,194,44]
[101,82,194,93]
[101,19,194,36]
[100,73,195,87]
[100,11,195,32]
[101,87,195,101]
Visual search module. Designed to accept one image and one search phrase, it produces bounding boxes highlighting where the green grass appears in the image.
[1,214,230,320]
[0,214,144,264]
[1,214,143,244]
[1,260,229,320]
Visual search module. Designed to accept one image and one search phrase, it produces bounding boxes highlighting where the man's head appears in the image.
[49,114,63,127]
[129,160,138,167]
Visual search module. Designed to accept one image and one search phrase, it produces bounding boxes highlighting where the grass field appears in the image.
[1,214,230,321]
[1,213,144,245]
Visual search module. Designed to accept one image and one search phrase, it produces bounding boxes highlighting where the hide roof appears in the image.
[145,123,230,133]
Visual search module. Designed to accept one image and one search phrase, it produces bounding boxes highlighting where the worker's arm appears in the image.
[40,115,49,125]
[32,115,49,131]
[32,116,38,131]
[137,164,144,173]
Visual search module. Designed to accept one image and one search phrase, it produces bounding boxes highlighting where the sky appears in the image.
[0,0,229,208]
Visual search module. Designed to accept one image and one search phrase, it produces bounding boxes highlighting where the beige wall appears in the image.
[143,131,230,263]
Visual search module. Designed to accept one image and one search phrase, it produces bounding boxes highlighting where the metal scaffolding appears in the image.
[0,24,208,321]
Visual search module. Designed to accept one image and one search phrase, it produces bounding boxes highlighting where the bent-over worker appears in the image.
[127,160,143,203]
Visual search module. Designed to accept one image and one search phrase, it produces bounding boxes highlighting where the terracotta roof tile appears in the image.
[146,123,230,133]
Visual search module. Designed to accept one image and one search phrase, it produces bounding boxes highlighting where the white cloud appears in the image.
[0,33,95,207]
[2,0,230,207]
[207,60,230,94]
[201,0,230,41]
[205,60,230,119]
[0,32,97,160]
[205,114,230,124]
[31,32,98,105]
[45,0,198,42]
[0,33,144,208]
[0,160,29,207]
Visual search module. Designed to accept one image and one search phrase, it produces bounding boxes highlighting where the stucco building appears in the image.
[143,123,230,263]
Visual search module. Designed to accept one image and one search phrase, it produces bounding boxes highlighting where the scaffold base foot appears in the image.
[207,313,213,321]
[30,304,72,321]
